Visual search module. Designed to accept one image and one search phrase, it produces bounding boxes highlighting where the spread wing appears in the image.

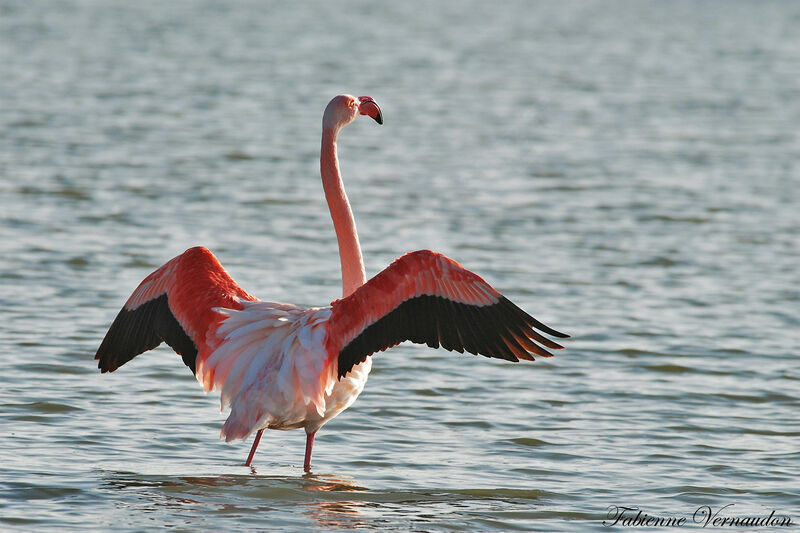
[94,246,256,379]
[326,250,569,378]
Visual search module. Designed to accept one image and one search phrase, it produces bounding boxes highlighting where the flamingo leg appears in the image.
[303,431,316,472]
[245,429,264,467]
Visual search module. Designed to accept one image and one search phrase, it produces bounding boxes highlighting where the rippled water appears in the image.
[1,1,799,531]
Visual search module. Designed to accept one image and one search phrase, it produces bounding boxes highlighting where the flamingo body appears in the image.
[96,245,373,440]
[206,300,371,440]
[95,95,568,470]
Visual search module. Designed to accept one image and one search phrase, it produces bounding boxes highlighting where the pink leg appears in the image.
[303,431,316,472]
[245,429,264,467]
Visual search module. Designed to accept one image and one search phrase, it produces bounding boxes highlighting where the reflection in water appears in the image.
[101,470,373,529]
[300,473,370,530]
[300,472,367,492]
[306,500,368,530]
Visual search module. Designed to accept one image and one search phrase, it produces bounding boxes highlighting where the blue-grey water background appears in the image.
[1,1,799,531]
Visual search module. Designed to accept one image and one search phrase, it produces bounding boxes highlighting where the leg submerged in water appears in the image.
[304,431,316,472]
[245,429,264,467]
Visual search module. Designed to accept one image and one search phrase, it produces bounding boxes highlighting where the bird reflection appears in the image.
[102,469,374,529]
[300,471,367,492]
[299,472,370,529]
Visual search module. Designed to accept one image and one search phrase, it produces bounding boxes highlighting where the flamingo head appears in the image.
[323,94,383,131]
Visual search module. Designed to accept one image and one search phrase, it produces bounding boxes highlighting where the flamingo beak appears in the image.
[358,97,383,125]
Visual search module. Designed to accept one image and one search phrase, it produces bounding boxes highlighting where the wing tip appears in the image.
[95,356,115,373]
[499,296,569,340]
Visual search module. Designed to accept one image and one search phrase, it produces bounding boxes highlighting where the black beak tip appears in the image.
[373,111,383,125]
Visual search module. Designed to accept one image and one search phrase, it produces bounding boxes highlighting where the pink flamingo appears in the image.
[95,94,568,471]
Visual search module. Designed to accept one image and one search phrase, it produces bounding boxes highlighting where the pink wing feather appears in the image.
[326,250,569,379]
[95,246,256,385]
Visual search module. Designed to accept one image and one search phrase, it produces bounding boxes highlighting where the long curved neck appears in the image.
[321,126,366,298]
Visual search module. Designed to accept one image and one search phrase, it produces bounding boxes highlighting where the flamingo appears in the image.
[95,94,568,471]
